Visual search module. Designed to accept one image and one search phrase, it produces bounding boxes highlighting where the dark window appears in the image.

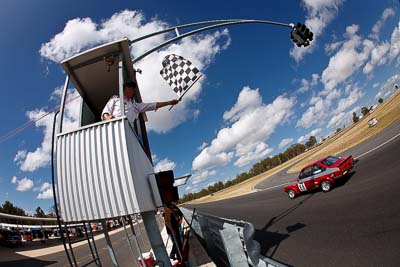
[299,166,313,179]
[313,164,326,174]
[322,156,340,166]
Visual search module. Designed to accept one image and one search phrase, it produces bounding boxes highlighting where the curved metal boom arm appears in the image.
[131,19,294,64]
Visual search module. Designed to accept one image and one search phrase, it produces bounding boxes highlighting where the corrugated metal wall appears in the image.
[56,119,155,222]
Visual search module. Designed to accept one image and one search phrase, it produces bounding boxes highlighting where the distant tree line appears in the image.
[0,201,56,225]
[353,98,384,124]
[179,143,307,203]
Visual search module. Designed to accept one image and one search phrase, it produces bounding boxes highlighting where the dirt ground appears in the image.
[188,89,400,204]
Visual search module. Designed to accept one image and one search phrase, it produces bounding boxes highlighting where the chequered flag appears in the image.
[160,54,202,98]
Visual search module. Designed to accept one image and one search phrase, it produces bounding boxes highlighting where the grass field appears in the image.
[188,89,400,204]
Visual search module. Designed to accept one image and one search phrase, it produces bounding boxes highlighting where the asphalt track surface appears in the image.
[187,120,400,266]
[1,222,153,267]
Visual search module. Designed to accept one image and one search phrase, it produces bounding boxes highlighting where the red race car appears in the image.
[284,155,354,199]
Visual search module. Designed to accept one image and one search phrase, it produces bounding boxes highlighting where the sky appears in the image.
[0,0,399,214]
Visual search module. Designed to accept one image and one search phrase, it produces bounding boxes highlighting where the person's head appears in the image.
[123,81,137,99]
[166,202,175,208]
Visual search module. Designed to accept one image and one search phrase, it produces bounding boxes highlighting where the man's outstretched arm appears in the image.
[156,99,180,109]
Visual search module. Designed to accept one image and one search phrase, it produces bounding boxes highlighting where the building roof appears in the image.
[60,38,141,117]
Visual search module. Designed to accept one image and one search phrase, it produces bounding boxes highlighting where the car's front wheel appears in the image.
[321,180,332,192]
[288,189,296,199]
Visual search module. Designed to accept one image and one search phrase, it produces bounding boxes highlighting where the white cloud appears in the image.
[184,185,200,194]
[49,86,63,101]
[311,73,320,86]
[363,10,399,77]
[297,79,310,94]
[296,24,373,128]
[193,109,200,119]
[326,88,342,101]
[14,150,27,164]
[300,14,398,133]
[40,10,231,134]
[37,188,53,200]
[197,142,208,151]
[298,82,362,129]
[325,40,343,55]
[327,112,346,128]
[154,158,176,172]
[388,21,400,64]
[184,186,193,192]
[297,128,322,143]
[11,176,34,192]
[370,42,391,66]
[192,170,217,185]
[328,105,359,129]
[234,142,273,168]
[296,73,319,94]
[363,42,390,76]
[34,182,53,199]
[321,25,374,95]
[373,82,380,88]
[193,87,295,170]
[223,86,262,122]
[299,15,398,132]
[40,17,104,62]
[192,149,234,171]
[335,84,365,114]
[290,0,344,62]
[15,89,80,172]
[384,90,394,98]
[376,73,400,99]
[279,138,294,149]
[369,8,395,41]
[297,96,331,128]
[40,182,52,192]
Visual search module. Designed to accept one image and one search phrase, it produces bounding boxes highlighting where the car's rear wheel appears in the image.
[321,180,332,192]
[288,189,296,199]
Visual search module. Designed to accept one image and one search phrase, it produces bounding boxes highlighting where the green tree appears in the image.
[361,106,369,116]
[352,112,359,123]
[0,200,27,216]
[305,136,317,149]
[35,206,46,218]
[378,98,383,104]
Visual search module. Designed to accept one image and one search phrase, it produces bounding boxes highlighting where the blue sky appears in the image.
[0,0,399,214]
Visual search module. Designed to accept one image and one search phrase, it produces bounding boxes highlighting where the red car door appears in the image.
[297,166,314,192]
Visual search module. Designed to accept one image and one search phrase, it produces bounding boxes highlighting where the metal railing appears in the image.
[180,207,287,267]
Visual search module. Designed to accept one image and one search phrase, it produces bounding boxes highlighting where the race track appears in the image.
[187,120,400,266]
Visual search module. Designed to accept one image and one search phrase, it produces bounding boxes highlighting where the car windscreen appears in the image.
[322,156,340,166]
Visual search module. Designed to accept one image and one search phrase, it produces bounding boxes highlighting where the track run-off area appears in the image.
[187,120,400,266]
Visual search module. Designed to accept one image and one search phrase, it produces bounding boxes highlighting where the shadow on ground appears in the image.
[255,194,313,260]
[1,257,58,267]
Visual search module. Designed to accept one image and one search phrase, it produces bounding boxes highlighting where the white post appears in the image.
[102,220,120,267]
[142,211,172,267]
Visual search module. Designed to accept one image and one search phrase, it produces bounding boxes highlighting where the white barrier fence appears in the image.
[180,207,287,267]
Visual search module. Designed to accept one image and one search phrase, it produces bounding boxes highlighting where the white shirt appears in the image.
[101,95,157,124]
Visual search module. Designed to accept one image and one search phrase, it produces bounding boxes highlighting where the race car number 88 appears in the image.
[298,182,307,192]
